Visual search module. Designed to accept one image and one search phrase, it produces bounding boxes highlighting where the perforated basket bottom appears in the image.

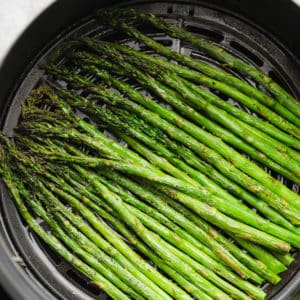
[1,1,300,300]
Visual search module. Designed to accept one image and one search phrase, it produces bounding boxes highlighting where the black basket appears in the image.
[0,1,299,299]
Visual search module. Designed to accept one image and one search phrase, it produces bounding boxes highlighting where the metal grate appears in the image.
[0,1,299,299]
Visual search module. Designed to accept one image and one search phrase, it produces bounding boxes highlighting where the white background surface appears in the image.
[0,0,52,64]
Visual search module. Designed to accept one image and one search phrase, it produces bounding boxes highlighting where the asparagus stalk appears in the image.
[49,171,258,299]
[48,166,213,300]
[99,109,299,230]
[122,122,299,232]
[70,168,269,288]
[42,65,300,224]
[31,147,294,252]
[64,166,234,300]
[158,185,296,275]
[233,237,286,274]
[95,175,280,289]
[72,39,300,148]
[64,168,220,263]
[272,252,295,267]
[106,48,300,166]
[119,135,297,270]
[101,41,300,128]
[37,82,154,169]
[16,106,300,249]
[73,45,300,149]
[23,86,299,233]
[25,189,146,300]
[74,165,238,300]
[98,169,288,279]
[151,184,294,268]
[72,51,300,181]
[72,42,300,171]
[45,88,298,231]
[52,212,155,300]
[12,141,231,300]
[54,140,281,285]
[54,177,214,300]
[88,202,258,300]
[0,150,130,300]
[137,11,300,117]
[8,144,189,300]
[100,9,300,119]
[58,164,267,298]
[34,135,287,281]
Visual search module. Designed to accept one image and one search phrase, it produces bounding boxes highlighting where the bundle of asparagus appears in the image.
[0,8,299,300]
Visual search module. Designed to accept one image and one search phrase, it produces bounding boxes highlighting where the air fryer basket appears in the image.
[0,1,300,300]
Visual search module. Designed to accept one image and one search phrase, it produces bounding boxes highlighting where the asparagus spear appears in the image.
[57,163,266,298]
[52,176,214,300]
[72,41,300,170]
[273,252,295,267]
[48,166,213,300]
[64,168,220,263]
[38,82,155,169]
[98,169,288,278]
[100,41,300,128]
[24,188,146,300]
[8,142,192,300]
[44,87,299,231]
[85,199,260,300]
[75,165,240,299]
[42,65,300,224]
[69,167,270,287]
[16,98,300,248]
[94,176,280,288]
[121,120,299,231]
[95,108,300,229]
[28,145,294,252]
[100,9,300,118]
[23,133,285,281]
[60,165,235,299]
[47,172,258,299]
[103,48,300,166]
[53,162,264,297]
[120,134,298,270]
[30,84,300,231]
[72,43,300,155]
[71,50,300,181]
[152,184,294,267]
[11,140,231,300]
[71,38,300,148]
[0,149,130,300]
[55,213,148,300]
[233,237,286,274]
[42,137,281,285]
[17,88,300,246]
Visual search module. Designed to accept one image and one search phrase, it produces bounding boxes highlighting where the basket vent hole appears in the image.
[167,5,173,14]
[188,7,195,17]
[66,269,102,296]
[185,25,224,43]
[101,32,128,42]
[158,39,173,47]
[230,41,264,67]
